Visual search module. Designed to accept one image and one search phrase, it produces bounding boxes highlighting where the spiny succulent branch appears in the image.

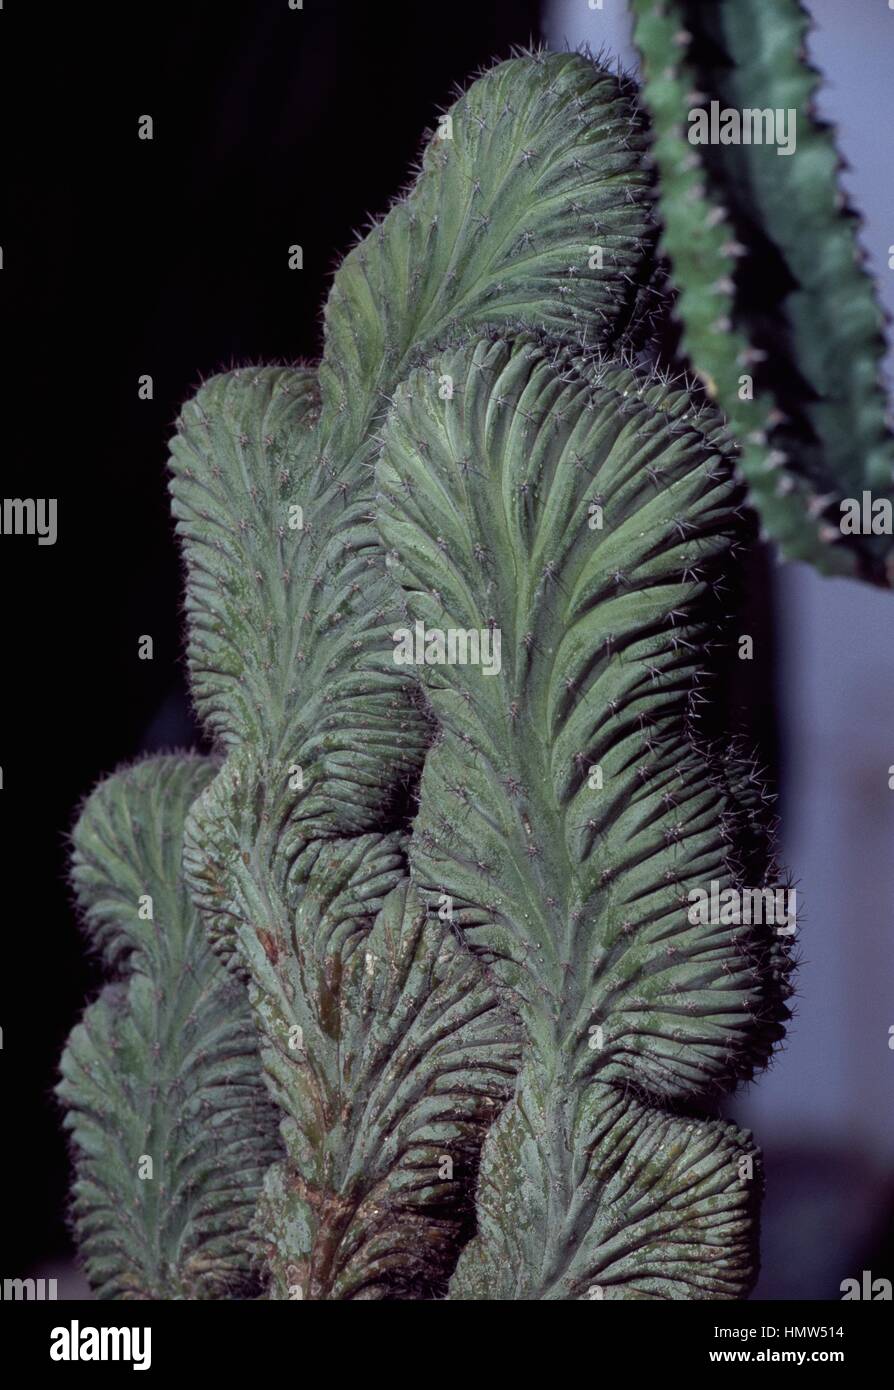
[182,751,521,1299]
[631,0,894,583]
[376,334,792,1297]
[319,49,656,456]
[60,45,803,1301]
[57,757,281,1299]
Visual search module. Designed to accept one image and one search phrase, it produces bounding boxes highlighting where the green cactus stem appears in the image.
[631,0,894,582]
[57,757,281,1299]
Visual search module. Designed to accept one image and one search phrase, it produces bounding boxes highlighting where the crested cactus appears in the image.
[378,334,789,1298]
[58,45,808,1301]
[57,757,281,1298]
[631,0,894,583]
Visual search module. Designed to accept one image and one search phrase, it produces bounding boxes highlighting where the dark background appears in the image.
[0,0,800,1291]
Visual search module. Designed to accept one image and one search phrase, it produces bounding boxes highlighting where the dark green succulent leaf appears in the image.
[320,51,657,457]
[56,756,281,1300]
[631,0,894,583]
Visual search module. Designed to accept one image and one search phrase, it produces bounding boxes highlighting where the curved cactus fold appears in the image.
[631,0,894,583]
[319,49,656,455]
[56,757,282,1299]
[60,44,803,1300]
[376,335,791,1297]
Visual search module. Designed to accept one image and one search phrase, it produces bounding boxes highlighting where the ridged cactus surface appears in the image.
[57,757,281,1299]
[378,335,789,1297]
[55,44,831,1300]
[631,0,894,582]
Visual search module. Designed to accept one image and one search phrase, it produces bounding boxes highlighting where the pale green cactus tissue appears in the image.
[58,48,795,1300]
